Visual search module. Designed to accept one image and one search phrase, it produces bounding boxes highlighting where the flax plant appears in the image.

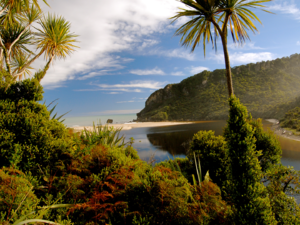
[11,203,72,225]
[171,0,273,97]
[193,152,202,187]
[80,121,126,148]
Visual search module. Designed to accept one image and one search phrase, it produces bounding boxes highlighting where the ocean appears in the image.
[63,113,137,127]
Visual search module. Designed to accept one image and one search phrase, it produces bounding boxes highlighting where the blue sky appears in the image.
[34,0,300,117]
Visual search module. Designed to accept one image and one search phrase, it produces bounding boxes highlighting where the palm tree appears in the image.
[0,0,78,83]
[17,13,78,82]
[171,0,272,97]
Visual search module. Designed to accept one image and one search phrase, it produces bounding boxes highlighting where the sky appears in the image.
[33,0,300,117]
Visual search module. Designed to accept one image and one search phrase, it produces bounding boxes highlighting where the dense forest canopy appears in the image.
[137,53,300,122]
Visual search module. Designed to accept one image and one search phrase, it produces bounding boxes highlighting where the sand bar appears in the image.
[266,119,300,142]
[71,121,194,131]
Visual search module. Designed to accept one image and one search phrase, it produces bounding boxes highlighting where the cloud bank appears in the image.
[37,0,182,87]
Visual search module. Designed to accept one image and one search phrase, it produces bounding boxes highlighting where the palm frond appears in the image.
[171,0,221,56]
[218,0,273,43]
[34,13,79,61]
[11,52,33,79]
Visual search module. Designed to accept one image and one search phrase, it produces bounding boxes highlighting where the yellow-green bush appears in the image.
[0,78,73,180]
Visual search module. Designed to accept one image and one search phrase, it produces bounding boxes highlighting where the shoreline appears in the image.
[71,121,195,131]
[265,119,300,142]
[71,119,300,143]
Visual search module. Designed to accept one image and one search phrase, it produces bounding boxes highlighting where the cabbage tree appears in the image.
[0,0,78,82]
[171,0,272,97]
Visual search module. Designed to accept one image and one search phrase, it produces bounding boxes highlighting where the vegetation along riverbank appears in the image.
[2,78,300,224]
[1,0,300,224]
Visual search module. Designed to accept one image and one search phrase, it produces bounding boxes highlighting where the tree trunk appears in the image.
[220,32,234,96]
[37,54,54,82]
[211,18,234,97]
[3,49,11,75]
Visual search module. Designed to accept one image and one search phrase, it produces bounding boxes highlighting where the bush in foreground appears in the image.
[0,78,73,181]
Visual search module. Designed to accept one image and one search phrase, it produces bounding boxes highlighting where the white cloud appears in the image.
[130,67,165,75]
[269,1,300,20]
[189,66,209,74]
[75,80,166,93]
[36,0,183,87]
[76,88,143,93]
[297,41,300,46]
[117,100,135,103]
[171,71,185,76]
[228,42,264,50]
[214,52,275,64]
[96,80,165,89]
[147,48,196,61]
[117,99,145,103]
[138,39,160,50]
[78,70,111,80]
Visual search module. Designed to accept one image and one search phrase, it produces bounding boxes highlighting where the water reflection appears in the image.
[146,121,226,156]
[121,120,300,169]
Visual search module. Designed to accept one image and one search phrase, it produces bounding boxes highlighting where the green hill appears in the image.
[137,53,300,121]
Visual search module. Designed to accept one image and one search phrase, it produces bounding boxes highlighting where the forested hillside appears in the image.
[137,53,300,121]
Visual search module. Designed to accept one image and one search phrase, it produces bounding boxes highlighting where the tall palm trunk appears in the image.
[212,18,234,97]
[3,48,11,74]
[220,32,234,96]
[36,54,54,82]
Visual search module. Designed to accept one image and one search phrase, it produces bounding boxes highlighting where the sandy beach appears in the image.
[266,119,300,142]
[71,121,194,131]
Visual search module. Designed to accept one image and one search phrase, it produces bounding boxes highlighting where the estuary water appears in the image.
[120,120,300,170]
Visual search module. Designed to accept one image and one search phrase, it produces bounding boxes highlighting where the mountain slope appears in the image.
[137,54,300,121]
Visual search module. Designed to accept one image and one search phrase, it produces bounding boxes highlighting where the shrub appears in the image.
[188,130,229,189]
[0,78,73,180]
[265,164,300,224]
[150,111,168,121]
[47,141,231,225]
[224,96,276,224]
[250,119,282,173]
[0,167,39,224]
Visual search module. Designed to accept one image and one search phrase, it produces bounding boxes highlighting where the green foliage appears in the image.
[250,119,282,173]
[265,164,300,224]
[156,157,195,183]
[0,76,44,102]
[79,121,126,148]
[280,106,300,133]
[0,167,39,224]
[224,96,276,224]
[137,53,300,121]
[150,111,168,121]
[3,74,298,224]
[185,97,298,224]
[0,78,73,180]
[0,167,74,225]
[189,130,229,189]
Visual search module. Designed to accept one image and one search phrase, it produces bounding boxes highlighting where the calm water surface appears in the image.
[120,120,300,170]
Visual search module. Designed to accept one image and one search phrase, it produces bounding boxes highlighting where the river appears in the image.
[120,120,300,170]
